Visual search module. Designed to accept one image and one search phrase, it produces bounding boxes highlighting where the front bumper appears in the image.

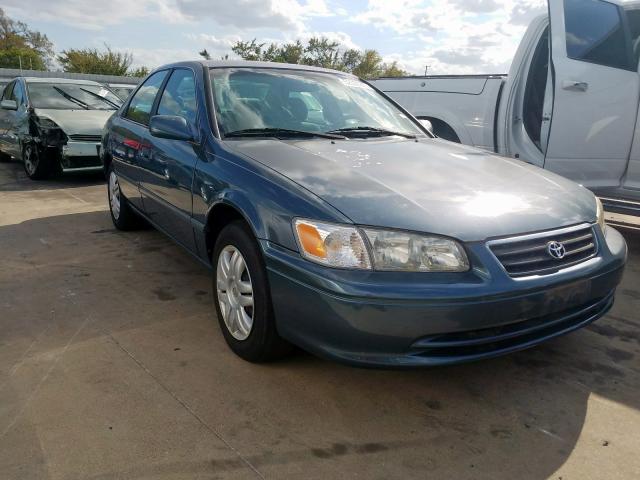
[60,141,103,171]
[263,225,627,367]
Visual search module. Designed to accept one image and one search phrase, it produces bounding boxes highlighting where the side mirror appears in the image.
[149,115,194,141]
[419,118,434,135]
[1,99,17,111]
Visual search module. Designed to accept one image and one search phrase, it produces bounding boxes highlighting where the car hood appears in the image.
[34,108,114,136]
[228,137,597,242]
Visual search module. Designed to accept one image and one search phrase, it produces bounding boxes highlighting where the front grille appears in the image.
[68,134,101,143]
[489,224,597,277]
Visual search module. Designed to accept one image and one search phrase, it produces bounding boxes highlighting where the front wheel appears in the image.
[212,221,292,362]
[107,163,143,230]
[23,143,51,180]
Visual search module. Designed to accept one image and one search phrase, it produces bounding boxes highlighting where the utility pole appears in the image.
[424,65,430,76]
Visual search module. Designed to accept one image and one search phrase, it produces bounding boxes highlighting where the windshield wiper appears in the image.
[224,128,346,140]
[52,86,90,110]
[326,126,416,139]
[80,87,121,109]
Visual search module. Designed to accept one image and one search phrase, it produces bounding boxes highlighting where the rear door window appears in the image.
[124,71,168,126]
[563,0,631,70]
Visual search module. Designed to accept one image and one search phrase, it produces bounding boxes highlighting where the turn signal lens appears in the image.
[595,197,607,234]
[294,219,371,269]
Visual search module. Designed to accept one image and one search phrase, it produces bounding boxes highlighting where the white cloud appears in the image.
[3,0,158,29]
[4,0,549,75]
[172,0,332,32]
[355,0,546,74]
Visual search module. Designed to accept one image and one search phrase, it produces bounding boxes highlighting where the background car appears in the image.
[0,77,122,179]
[102,61,627,367]
[105,82,137,100]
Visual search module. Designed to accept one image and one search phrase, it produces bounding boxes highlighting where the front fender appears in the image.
[192,151,351,264]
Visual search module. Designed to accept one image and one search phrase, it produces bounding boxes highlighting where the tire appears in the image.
[107,163,143,230]
[212,221,292,362]
[22,142,51,180]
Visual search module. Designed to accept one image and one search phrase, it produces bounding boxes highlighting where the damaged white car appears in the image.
[0,77,121,179]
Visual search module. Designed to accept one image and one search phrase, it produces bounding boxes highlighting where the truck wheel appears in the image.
[108,163,143,230]
[22,143,51,180]
[212,221,292,362]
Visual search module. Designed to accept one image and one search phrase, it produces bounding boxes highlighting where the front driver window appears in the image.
[157,69,197,125]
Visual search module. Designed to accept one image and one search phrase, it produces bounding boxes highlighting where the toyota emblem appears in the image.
[547,241,566,260]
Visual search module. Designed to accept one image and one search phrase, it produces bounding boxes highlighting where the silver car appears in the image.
[0,77,122,179]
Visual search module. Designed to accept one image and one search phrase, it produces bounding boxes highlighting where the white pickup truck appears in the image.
[371,0,640,227]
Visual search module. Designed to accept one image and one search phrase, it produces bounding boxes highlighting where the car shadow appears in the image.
[0,211,638,479]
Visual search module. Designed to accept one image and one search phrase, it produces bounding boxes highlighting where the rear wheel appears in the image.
[23,143,51,180]
[212,221,292,362]
[108,163,143,230]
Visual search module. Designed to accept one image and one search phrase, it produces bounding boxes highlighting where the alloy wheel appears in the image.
[109,171,121,220]
[216,245,254,340]
[24,144,39,176]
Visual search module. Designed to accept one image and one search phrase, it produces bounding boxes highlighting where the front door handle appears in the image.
[562,80,589,92]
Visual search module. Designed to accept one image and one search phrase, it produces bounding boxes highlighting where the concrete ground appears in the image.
[0,159,639,480]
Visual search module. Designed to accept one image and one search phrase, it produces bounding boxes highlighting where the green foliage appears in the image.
[226,36,408,79]
[128,66,149,77]
[199,49,211,60]
[0,8,53,70]
[57,45,147,77]
[0,47,46,69]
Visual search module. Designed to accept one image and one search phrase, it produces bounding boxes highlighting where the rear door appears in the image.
[545,0,639,188]
[140,67,200,253]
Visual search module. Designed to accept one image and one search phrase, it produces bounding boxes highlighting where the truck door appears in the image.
[545,0,639,189]
[621,6,640,190]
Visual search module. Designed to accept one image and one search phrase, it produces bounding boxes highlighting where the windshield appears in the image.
[27,82,123,110]
[210,68,423,138]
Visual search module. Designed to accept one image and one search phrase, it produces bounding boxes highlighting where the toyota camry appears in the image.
[101,61,627,367]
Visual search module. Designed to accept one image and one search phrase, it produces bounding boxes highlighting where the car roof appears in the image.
[20,77,103,86]
[158,60,354,77]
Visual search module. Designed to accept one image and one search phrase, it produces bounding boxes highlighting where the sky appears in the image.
[3,0,547,75]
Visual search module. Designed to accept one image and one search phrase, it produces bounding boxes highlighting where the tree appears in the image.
[57,45,133,75]
[380,61,406,78]
[302,37,340,69]
[231,39,265,61]
[0,8,53,69]
[226,37,407,79]
[199,49,211,60]
[128,66,149,77]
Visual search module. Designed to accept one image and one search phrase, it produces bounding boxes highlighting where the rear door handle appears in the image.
[562,80,589,92]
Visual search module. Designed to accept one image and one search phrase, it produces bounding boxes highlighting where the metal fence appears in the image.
[0,68,141,85]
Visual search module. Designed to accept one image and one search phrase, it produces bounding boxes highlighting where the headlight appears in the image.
[364,228,469,272]
[35,117,60,130]
[595,197,606,233]
[293,219,371,269]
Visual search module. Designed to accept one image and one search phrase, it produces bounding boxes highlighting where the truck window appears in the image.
[564,0,631,70]
[625,8,640,69]
[523,28,549,150]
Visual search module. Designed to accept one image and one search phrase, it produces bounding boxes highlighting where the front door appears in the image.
[141,68,200,253]
[113,70,169,210]
[545,0,640,189]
